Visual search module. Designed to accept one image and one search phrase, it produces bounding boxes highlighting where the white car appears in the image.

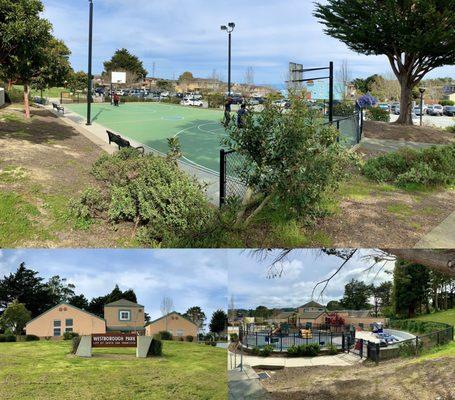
[273,99,290,108]
[428,104,444,116]
[182,98,203,107]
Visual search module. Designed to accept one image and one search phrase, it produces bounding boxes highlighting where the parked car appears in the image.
[428,104,444,116]
[182,98,203,107]
[273,99,291,109]
[390,102,400,114]
[414,106,427,116]
[246,98,260,106]
[443,106,455,116]
[394,106,400,115]
[378,103,390,112]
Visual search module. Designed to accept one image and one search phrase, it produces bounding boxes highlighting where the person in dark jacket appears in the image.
[237,103,247,128]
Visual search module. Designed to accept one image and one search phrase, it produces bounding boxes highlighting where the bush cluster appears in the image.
[446,125,455,133]
[366,107,390,122]
[148,338,163,356]
[4,87,25,103]
[0,334,16,342]
[206,93,225,109]
[70,148,213,245]
[287,343,321,357]
[205,341,217,346]
[63,331,79,340]
[362,144,455,187]
[389,319,449,334]
[440,100,455,106]
[398,340,422,357]
[333,101,355,117]
[155,331,173,341]
[25,334,40,341]
[230,333,239,342]
[186,335,194,342]
[251,345,274,357]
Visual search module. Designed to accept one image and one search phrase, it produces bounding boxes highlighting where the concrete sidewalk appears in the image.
[229,366,272,400]
[415,210,455,248]
[237,352,360,368]
[359,137,443,153]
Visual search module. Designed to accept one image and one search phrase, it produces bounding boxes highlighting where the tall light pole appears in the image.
[419,87,425,127]
[221,22,235,96]
[86,0,94,125]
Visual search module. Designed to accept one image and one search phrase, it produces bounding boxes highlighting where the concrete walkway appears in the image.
[44,104,220,205]
[415,210,455,248]
[359,137,442,153]
[229,366,272,400]
[230,351,361,369]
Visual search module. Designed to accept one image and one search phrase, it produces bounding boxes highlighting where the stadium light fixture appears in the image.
[221,22,235,96]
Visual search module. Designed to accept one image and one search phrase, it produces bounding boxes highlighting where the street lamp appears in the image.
[221,22,235,96]
[419,87,425,127]
[86,0,94,125]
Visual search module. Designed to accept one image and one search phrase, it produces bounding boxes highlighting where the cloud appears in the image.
[40,0,454,84]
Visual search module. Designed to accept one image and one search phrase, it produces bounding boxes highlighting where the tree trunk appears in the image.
[395,76,413,125]
[23,83,30,119]
[386,249,455,277]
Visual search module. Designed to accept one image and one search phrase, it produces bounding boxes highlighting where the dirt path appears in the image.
[259,356,455,400]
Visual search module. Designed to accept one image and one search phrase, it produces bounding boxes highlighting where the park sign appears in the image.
[92,333,137,347]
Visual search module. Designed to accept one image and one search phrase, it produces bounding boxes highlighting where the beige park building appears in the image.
[26,299,198,340]
[146,311,198,339]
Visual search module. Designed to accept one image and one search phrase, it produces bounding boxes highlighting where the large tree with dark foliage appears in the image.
[103,48,148,83]
[314,1,455,125]
[209,310,227,335]
[0,263,55,318]
[340,279,372,310]
[87,285,138,317]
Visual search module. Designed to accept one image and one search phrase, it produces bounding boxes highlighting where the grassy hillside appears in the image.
[413,308,455,326]
[0,340,226,400]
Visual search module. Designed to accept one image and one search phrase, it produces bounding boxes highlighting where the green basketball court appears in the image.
[66,102,227,173]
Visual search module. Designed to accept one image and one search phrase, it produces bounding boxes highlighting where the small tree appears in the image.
[183,306,206,331]
[314,1,455,125]
[0,300,31,335]
[209,310,227,335]
[67,71,88,94]
[224,96,353,226]
[160,296,174,332]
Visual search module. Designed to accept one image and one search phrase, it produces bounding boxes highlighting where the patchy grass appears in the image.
[0,340,226,400]
[413,308,455,327]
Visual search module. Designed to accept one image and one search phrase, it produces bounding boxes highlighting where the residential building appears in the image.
[145,311,198,339]
[103,299,146,333]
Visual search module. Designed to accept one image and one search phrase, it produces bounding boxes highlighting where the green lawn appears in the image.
[413,308,455,326]
[0,340,226,400]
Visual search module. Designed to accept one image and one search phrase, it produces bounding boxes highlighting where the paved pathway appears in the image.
[359,137,442,153]
[44,104,220,205]
[415,210,455,248]
[228,366,272,400]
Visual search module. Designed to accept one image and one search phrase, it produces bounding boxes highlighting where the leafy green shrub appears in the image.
[362,144,455,187]
[366,107,390,122]
[398,340,421,357]
[230,333,239,342]
[63,331,79,340]
[71,336,81,354]
[440,100,455,106]
[68,186,106,229]
[186,335,194,342]
[0,335,5,342]
[326,344,338,355]
[333,101,355,117]
[82,148,213,245]
[5,87,26,103]
[225,95,354,226]
[446,125,455,133]
[25,334,40,341]
[299,343,320,357]
[161,97,181,105]
[251,346,261,356]
[148,338,163,356]
[287,345,300,357]
[157,331,173,341]
[260,344,274,357]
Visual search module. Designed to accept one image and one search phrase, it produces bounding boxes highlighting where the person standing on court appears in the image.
[224,97,233,127]
[237,103,247,128]
[113,93,120,107]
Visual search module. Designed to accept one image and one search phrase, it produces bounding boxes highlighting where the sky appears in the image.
[228,249,395,310]
[41,0,454,85]
[0,249,227,326]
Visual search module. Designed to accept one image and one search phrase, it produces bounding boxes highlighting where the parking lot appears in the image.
[390,114,454,129]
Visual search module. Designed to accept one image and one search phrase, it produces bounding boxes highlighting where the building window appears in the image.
[119,310,131,321]
[54,320,61,327]
[176,329,184,337]
[53,328,61,336]
[65,328,73,333]
[65,319,73,327]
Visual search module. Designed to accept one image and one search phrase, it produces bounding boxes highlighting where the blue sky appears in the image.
[0,249,227,327]
[228,249,394,310]
[41,0,454,85]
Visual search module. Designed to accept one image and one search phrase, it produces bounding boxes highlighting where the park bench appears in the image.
[52,102,64,114]
[106,130,145,155]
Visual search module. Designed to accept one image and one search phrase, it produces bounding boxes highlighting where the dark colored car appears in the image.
[443,106,455,116]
